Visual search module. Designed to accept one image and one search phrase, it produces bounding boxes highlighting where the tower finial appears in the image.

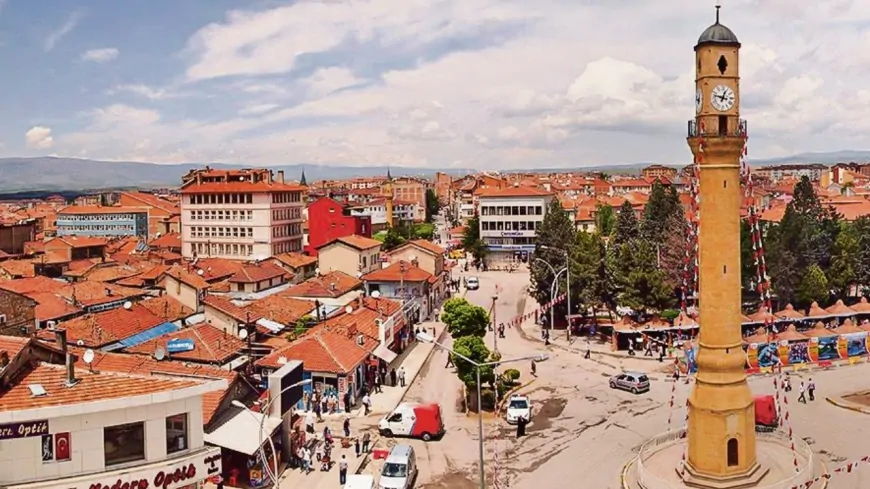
[715,1,721,23]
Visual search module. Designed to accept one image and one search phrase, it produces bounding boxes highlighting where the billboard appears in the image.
[268,360,304,417]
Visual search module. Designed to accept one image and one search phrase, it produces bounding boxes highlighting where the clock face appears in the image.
[695,88,703,114]
[710,85,735,112]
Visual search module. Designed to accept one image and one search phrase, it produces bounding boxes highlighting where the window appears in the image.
[104,422,145,466]
[166,413,189,454]
[727,438,738,467]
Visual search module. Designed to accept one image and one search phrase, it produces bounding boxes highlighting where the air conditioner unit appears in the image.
[357,335,365,346]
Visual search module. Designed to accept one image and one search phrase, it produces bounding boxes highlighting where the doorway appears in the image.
[727,438,739,467]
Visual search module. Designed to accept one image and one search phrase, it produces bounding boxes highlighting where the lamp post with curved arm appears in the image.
[540,246,572,340]
[416,331,548,489]
[232,378,312,487]
[533,257,567,337]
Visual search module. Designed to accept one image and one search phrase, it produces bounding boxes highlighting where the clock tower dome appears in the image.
[684,5,768,488]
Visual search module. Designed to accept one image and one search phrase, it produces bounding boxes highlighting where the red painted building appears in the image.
[305,197,372,256]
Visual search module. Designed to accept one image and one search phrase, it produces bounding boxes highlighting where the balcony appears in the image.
[687,118,747,138]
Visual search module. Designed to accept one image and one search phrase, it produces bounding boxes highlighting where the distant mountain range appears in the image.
[1,152,868,193]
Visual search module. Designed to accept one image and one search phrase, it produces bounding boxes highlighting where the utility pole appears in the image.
[491,294,498,353]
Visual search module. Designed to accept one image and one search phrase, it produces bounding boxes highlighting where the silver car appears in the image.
[609,371,650,394]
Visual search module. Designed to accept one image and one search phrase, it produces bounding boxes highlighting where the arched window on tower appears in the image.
[727,438,739,467]
[718,55,728,75]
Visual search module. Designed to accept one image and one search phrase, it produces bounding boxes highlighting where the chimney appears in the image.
[55,329,68,353]
[65,349,76,386]
[277,171,285,183]
[105,287,112,296]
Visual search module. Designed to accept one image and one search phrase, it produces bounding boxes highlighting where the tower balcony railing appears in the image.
[687,119,747,138]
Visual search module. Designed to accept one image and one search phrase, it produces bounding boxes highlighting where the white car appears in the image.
[466,277,480,290]
[505,394,531,424]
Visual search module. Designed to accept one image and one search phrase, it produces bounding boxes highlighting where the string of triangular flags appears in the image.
[790,456,870,488]
[500,294,566,330]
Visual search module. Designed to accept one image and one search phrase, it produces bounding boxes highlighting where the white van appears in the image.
[344,474,374,489]
[379,444,417,489]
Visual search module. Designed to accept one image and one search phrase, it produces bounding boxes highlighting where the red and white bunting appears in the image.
[789,456,870,488]
[499,293,566,330]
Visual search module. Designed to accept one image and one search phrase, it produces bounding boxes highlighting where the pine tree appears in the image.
[531,199,576,306]
[796,264,829,307]
[828,223,860,298]
[617,240,674,313]
[594,204,616,236]
[612,201,639,247]
[640,181,673,245]
[853,216,870,292]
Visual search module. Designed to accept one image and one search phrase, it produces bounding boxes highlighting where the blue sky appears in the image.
[1,0,870,169]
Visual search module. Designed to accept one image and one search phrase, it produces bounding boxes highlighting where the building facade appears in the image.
[316,235,382,278]
[56,206,149,239]
[0,221,36,255]
[118,192,181,237]
[304,197,372,256]
[476,185,554,263]
[641,164,678,180]
[0,289,37,336]
[180,169,305,260]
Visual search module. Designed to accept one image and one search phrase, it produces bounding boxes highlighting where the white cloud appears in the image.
[44,12,81,51]
[42,0,870,168]
[25,126,54,149]
[81,48,119,63]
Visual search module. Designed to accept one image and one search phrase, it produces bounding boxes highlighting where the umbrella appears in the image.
[804,302,830,320]
[774,303,805,320]
[825,299,857,317]
[850,297,870,314]
[775,324,807,342]
[802,322,837,338]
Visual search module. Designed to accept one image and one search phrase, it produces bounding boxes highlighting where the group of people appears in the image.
[785,374,817,403]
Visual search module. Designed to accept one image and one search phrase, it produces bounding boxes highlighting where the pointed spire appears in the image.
[386,167,392,181]
[300,169,307,186]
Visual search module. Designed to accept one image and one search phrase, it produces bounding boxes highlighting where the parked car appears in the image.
[379,444,417,489]
[466,277,480,290]
[505,394,531,425]
[378,402,445,441]
[609,371,650,394]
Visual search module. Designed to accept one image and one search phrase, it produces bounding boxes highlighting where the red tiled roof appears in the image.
[39,303,166,348]
[0,363,199,411]
[362,260,433,282]
[138,296,193,322]
[28,292,82,321]
[406,239,445,256]
[246,294,316,325]
[256,331,369,374]
[0,259,35,278]
[285,271,361,298]
[56,281,143,307]
[162,265,211,289]
[150,232,182,249]
[228,261,287,283]
[202,294,261,323]
[0,335,31,360]
[54,236,110,248]
[272,252,317,269]
[120,192,180,214]
[474,186,553,197]
[57,205,149,215]
[0,277,65,295]
[126,323,244,364]
[319,234,382,251]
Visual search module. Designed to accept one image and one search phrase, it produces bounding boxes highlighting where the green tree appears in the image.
[828,223,860,298]
[796,263,829,307]
[461,214,487,262]
[413,222,435,240]
[594,204,616,236]
[452,336,493,387]
[440,298,490,338]
[425,188,440,222]
[612,200,639,247]
[382,225,406,251]
[854,216,870,291]
[615,240,674,313]
[740,219,757,294]
[531,199,576,305]
[657,202,689,291]
[640,181,676,245]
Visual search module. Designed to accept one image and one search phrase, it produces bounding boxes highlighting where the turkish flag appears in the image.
[55,432,70,461]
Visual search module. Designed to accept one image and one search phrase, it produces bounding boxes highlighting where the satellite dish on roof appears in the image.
[154,347,166,361]
[197,269,205,276]
[123,301,133,310]
[155,232,162,238]
[345,305,353,314]
[76,339,84,347]
[315,267,320,276]
[239,328,249,340]
[82,349,95,364]
[356,272,363,278]
[371,290,380,299]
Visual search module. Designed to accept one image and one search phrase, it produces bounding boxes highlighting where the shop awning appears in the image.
[204,408,283,456]
[373,343,398,363]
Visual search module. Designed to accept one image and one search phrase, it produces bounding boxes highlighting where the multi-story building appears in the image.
[434,172,453,205]
[305,197,372,256]
[347,199,420,232]
[316,235,382,277]
[180,168,305,260]
[753,164,827,182]
[476,185,554,263]
[56,206,149,239]
[641,164,679,180]
[391,176,427,208]
[0,219,36,255]
[118,192,182,237]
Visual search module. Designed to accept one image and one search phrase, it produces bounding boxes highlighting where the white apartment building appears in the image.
[180,169,305,260]
[348,199,420,230]
[0,338,225,489]
[476,185,554,263]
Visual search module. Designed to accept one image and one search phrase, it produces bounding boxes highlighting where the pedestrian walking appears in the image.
[398,366,406,387]
[339,455,349,485]
[584,338,591,359]
[531,359,537,377]
[798,381,807,403]
[516,415,527,438]
[354,437,361,457]
[374,373,382,393]
[390,368,397,387]
[783,373,792,392]
[808,378,815,401]
[362,432,371,453]
[305,411,315,434]
[544,329,550,346]
[445,351,454,368]
[361,393,371,415]
[343,417,351,437]
[344,390,352,413]
[627,340,636,356]
[302,447,312,474]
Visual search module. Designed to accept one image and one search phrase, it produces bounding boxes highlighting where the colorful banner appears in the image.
[817,336,840,361]
[844,332,868,357]
[787,341,809,365]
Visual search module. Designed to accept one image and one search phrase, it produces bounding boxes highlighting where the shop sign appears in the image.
[501,231,530,237]
[0,420,49,440]
[166,339,195,353]
[82,449,222,489]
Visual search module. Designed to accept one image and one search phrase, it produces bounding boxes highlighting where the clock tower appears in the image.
[685,5,768,488]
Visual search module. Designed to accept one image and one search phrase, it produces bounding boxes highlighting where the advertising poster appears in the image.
[777,341,791,366]
[756,343,780,368]
[808,337,819,362]
[844,332,868,357]
[817,336,840,361]
[787,341,810,365]
[745,344,759,369]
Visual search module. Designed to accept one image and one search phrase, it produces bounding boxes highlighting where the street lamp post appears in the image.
[534,257,566,338]
[416,331,548,489]
[232,378,312,487]
[541,245,571,341]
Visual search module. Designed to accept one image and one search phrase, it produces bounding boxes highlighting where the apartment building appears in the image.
[56,206,149,239]
[180,168,305,260]
[641,164,678,180]
[391,176,427,208]
[753,164,827,182]
[476,184,554,263]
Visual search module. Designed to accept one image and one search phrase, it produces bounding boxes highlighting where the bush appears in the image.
[661,309,680,321]
[503,369,521,382]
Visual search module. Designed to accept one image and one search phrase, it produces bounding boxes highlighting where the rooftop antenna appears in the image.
[123,301,133,310]
[154,346,167,361]
[82,349,95,373]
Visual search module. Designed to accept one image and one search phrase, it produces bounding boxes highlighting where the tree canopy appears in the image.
[451,336,494,387]
[441,298,490,338]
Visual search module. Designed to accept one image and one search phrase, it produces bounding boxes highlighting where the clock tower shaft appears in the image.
[684,6,767,487]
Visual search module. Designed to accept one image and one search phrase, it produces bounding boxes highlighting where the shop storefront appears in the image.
[6,447,223,489]
[204,410,282,488]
